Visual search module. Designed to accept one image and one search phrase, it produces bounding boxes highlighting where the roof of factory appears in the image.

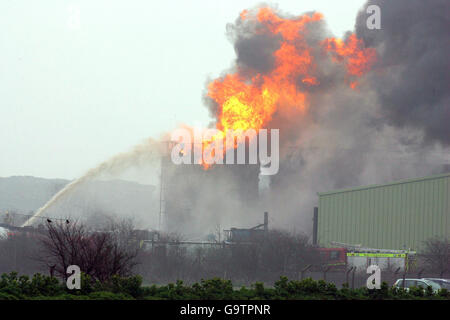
[317,171,450,196]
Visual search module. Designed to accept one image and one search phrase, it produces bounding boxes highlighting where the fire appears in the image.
[190,7,376,168]
[322,34,377,86]
[208,74,278,132]
[208,8,323,135]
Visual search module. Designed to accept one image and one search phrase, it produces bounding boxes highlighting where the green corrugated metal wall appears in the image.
[317,172,450,251]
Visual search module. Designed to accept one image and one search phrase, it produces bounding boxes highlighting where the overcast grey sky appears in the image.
[0,0,367,179]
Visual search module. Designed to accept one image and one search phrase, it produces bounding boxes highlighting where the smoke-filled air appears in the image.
[23,1,449,239]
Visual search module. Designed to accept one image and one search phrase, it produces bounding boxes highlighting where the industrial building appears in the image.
[160,141,260,234]
[315,172,450,252]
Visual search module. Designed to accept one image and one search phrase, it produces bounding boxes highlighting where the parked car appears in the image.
[393,278,441,293]
[0,226,7,238]
[422,278,450,290]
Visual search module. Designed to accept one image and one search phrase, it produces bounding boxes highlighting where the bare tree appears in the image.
[0,231,43,275]
[257,230,321,278]
[38,220,140,281]
[420,237,450,276]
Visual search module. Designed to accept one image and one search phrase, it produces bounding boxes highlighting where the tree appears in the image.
[38,219,140,282]
[0,231,42,275]
[420,237,450,276]
[258,230,321,276]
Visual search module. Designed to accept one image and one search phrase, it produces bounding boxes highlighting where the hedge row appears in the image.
[0,272,448,300]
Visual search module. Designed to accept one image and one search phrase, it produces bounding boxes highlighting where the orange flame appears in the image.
[208,9,324,135]
[190,8,376,168]
[322,34,377,87]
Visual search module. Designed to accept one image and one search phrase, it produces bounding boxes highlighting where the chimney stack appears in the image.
[264,211,268,232]
[313,207,318,245]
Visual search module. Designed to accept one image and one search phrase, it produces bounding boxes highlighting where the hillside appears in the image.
[0,176,159,228]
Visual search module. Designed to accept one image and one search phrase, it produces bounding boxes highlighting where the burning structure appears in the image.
[22,1,449,241]
[160,140,261,235]
[160,1,449,237]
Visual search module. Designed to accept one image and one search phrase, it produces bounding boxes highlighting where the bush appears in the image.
[1,272,449,300]
[110,274,143,298]
[191,278,234,300]
[0,292,19,300]
[437,288,449,298]
[88,291,133,300]
[0,272,64,298]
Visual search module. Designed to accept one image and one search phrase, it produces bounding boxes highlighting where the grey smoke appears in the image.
[194,3,450,236]
[232,31,280,73]
[355,0,450,146]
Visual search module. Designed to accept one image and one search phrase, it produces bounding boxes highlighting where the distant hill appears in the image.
[0,176,159,228]
[0,176,68,212]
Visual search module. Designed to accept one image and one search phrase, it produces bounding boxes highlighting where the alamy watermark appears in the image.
[67,4,81,30]
[366,5,381,30]
[366,265,381,289]
[170,128,280,175]
[66,265,81,290]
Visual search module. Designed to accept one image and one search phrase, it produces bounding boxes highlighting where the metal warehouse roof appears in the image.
[318,172,450,196]
[317,171,449,250]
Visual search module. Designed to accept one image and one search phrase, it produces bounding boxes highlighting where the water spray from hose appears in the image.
[22,138,163,227]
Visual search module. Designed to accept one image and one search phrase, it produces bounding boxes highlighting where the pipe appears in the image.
[264,212,268,232]
[313,207,318,245]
